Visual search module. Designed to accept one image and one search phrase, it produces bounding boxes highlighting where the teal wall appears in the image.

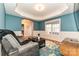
[34,21,40,30]
[5,12,78,31]
[5,14,45,31]
[34,21,45,30]
[74,11,79,31]
[6,12,77,31]
[5,14,23,31]
[0,3,5,29]
[44,12,78,31]
[61,13,77,31]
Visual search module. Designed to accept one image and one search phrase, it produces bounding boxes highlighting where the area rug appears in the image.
[40,43,62,56]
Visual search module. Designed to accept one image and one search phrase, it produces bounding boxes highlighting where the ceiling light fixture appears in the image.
[34,4,45,12]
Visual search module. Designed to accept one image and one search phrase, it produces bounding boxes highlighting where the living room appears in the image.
[0,3,79,56]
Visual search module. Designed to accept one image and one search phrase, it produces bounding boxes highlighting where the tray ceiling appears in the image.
[4,3,76,21]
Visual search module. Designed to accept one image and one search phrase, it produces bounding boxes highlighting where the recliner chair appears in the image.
[0,29,39,56]
[2,34,39,56]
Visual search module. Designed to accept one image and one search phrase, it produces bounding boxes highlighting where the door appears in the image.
[22,19,33,37]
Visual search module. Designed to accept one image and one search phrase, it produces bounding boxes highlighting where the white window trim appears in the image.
[45,18,61,35]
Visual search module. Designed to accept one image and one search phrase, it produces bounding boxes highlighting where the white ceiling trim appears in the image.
[14,3,69,21]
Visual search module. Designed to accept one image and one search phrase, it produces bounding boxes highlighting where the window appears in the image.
[45,24,52,34]
[45,18,61,35]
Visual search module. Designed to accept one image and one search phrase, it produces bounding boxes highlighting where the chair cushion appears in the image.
[2,37,14,53]
[3,34,21,48]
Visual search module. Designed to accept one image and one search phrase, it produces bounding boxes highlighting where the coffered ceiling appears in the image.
[4,3,76,21]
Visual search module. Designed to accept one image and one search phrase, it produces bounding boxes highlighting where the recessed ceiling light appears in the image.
[34,4,45,12]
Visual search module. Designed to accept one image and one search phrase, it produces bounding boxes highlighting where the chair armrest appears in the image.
[8,48,19,56]
[18,41,38,55]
